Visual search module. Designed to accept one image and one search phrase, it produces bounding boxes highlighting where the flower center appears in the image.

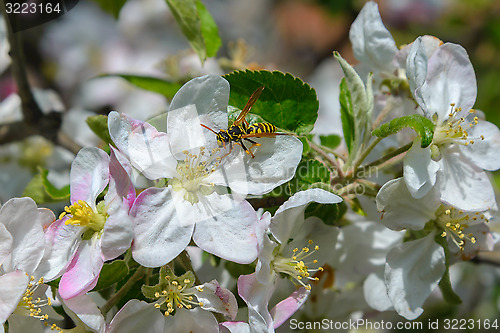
[272,240,323,291]
[59,200,108,233]
[170,147,221,204]
[152,276,203,317]
[434,206,488,251]
[432,104,484,149]
[15,275,63,332]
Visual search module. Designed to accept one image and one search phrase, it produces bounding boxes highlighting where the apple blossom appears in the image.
[49,147,134,300]
[403,37,500,211]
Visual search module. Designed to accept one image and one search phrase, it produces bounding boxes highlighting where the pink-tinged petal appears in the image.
[255,236,278,285]
[167,104,219,159]
[107,146,136,210]
[376,178,439,231]
[107,300,164,333]
[208,135,303,195]
[100,202,133,261]
[219,322,251,333]
[164,308,219,333]
[420,43,477,123]
[192,194,259,264]
[0,197,45,274]
[70,147,110,206]
[0,271,29,324]
[270,188,342,244]
[34,218,82,281]
[270,287,309,328]
[385,233,446,320]
[349,1,397,73]
[460,120,500,171]
[238,273,275,333]
[194,280,238,320]
[403,139,439,199]
[59,237,103,299]
[63,294,105,333]
[169,74,229,131]
[131,187,194,268]
[0,223,13,266]
[108,111,178,180]
[438,145,496,211]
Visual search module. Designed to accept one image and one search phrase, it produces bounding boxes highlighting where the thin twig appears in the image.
[101,265,146,315]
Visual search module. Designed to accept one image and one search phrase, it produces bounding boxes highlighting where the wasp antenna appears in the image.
[200,123,218,134]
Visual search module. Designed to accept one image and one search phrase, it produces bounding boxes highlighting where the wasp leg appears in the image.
[234,140,255,158]
[220,141,235,159]
[243,138,261,156]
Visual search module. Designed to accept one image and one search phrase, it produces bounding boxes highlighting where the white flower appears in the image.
[404,37,500,210]
[108,75,303,267]
[228,189,342,332]
[374,177,494,319]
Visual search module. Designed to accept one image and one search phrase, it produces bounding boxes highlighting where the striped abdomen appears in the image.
[246,123,276,134]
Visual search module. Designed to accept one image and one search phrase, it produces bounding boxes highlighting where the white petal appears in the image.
[448,223,493,263]
[70,147,109,206]
[131,188,194,268]
[167,104,218,158]
[270,188,342,244]
[0,271,28,324]
[349,1,397,73]
[438,145,496,211]
[237,273,275,333]
[195,280,238,320]
[63,294,106,333]
[363,270,393,311]
[107,146,136,210]
[287,216,339,266]
[0,198,45,274]
[164,308,219,333]
[420,43,476,123]
[219,322,251,333]
[108,111,178,179]
[460,120,500,171]
[169,74,229,131]
[208,135,303,195]
[385,233,446,320]
[107,300,164,333]
[0,223,13,266]
[100,202,133,261]
[403,139,439,199]
[376,178,439,231]
[193,195,259,264]
[34,219,81,281]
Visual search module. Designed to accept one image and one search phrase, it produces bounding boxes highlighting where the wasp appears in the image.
[201,87,284,158]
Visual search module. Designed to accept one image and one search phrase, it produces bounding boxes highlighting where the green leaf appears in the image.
[86,115,113,147]
[22,169,70,204]
[435,234,462,305]
[41,169,70,200]
[305,201,347,226]
[165,0,221,62]
[339,79,354,153]
[371,114,435,148]
[224,261,255,280]
[196,0,221,58]
[319,134,341,150]
[334,52,373,138]
[91,0,128,19]
[93,260,129,291]
[99,74,182,99]
[224,70,319,134]
[295,160,331,188]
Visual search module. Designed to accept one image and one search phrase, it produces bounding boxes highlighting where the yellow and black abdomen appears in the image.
[246,123,277,135]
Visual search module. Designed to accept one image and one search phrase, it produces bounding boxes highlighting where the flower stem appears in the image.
[307,139,344,181]
[100,265,146,315]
